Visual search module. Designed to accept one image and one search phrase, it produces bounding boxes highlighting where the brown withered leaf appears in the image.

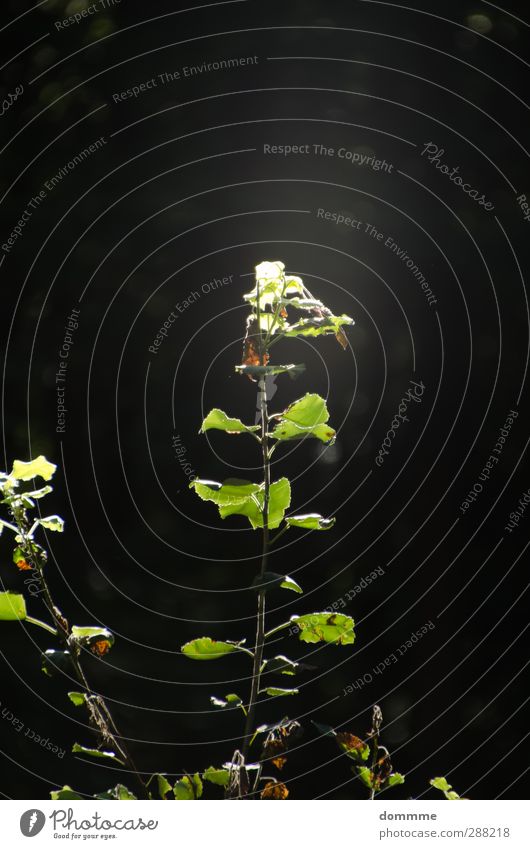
[241,317,269,381]
[336,732,366,754]
[261,781,289,799]
[263,739,288,770]
[15,558,32,571]
[90,639,111,657]
[309,304,349,351]
[335,327,348,350]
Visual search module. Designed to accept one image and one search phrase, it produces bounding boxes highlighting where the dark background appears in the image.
[0,0,528,800]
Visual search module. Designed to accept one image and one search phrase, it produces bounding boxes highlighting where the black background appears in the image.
[0,0,528,800]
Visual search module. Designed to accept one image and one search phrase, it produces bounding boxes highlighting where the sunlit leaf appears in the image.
[251,572,302,594]
[384,772,405,788]
[270,394,335,444]
[283,313,353,341]
[358,766,374,789]
[261,686,299,697]
[26,486,53,499]
[200,409,260,435]
[174,773,203,800]
[210,693,243,709]
[264,655,299,676]
[286,513,336,531]
[430,776,461,799]
[280,575,303,594]
[68,692,86,707]
[190,477,291,530]
[0,592,27,621]
[291,612,355,645]
[50,786,82,800]
[72,744,124,764]
[70,626,114,656]
[95,784,137,800]
[38,515,64,533]
[156,774,173,799]
[203,766,230,787]
[181,636,246,661]
[235,363,305,380]
[11,456,56,482]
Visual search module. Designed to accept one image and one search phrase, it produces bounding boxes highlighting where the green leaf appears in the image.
[181,636,246,661]
[210,693,243,709]
[430,776,451,792]
[384,773,405,788]
[72,744,124,765]
[286,513,336,531]
[280,296,324,311]
[68,691,86,707]
[283,313,354,340]
[430,776,461,799]
[156,774,173,799]
[51,786,82,800]
[357,766,374,789]
[261,686,299,697]
[11,456,57,482]
[203,766,230,788]
[270,394,336,444]
[251,572,303,594]
[95,784,137,800]
[190,477,291,530]
[280,576,303,594]
[264,655,299,676]
[0,592,27,621]
[174,773,203,800]
[26,485,53,499]
[291,612,355,645]
[38,515,64,533]
[70,626,114,652]
[235,363,305,379]
[200,409,260,435]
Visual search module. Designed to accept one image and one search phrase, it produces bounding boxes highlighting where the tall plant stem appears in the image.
[242,371,271,762]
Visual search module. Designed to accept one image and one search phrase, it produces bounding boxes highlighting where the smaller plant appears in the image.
[430,776,467,800]
[316,705,405,799]
[0,457,146,800]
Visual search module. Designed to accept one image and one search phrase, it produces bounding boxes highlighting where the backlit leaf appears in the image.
[270,394,335,444]
[261,687,299,697]
[190,477,291,530]
[264,655,299,676]
[72,744,124,765]
[384,772,405,789]
[291,612,355,645]
[50,786,82,800]
[203,766,230,787]
[174,773,203,800]
[38,515,64,533]
[11,456,56,482]
[200,409,260,435]
[0,592,27,621]
[286,513,336,531]
[181,636,245,660]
